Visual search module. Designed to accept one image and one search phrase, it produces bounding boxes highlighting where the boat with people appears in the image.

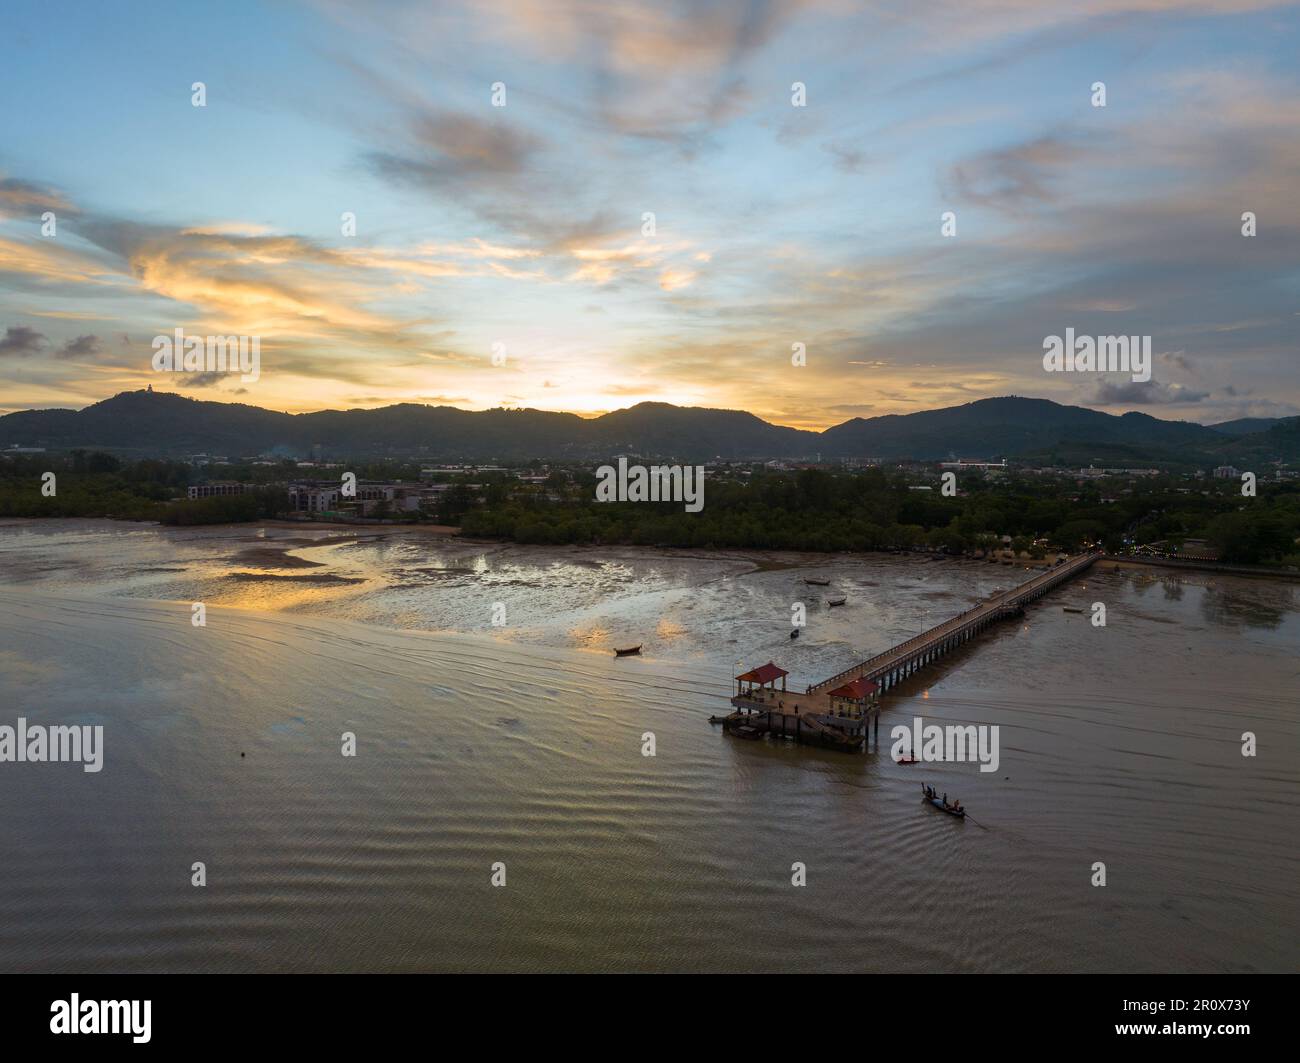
[921,783,966,818]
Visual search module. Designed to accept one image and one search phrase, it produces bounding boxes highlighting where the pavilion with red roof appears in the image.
[734,661,788,698]
[824,676,879,718]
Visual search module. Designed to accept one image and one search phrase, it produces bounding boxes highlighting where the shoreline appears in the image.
[1098,555,1300,581]
[0,516,461,537]
[6,516,1300,582]
[238,519,463,535]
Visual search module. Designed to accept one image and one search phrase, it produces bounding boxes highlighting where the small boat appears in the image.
[789,628,799,639]
[921,784,965,818]
[730,724,763,740]
[927,798,965,818]
[895,755,919,765]
[614,645,642,657]
[827,596,846,607]
[804,577,831,586]
[1062,606,1083,613]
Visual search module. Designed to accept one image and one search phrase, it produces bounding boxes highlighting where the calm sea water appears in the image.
[0,519,1296,972]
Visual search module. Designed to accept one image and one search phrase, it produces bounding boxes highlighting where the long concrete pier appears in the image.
[717,551,1099,752]
[808,551,1099,696]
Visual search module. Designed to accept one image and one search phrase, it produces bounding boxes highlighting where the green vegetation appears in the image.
[158,487,286,525]
[4,455,1298,567]
[0,451,284,524]
[0,452,182,521]
[461,467,1300,567]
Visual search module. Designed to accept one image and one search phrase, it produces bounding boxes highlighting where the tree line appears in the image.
[3,456,1297,567]
[462,467,1300,566]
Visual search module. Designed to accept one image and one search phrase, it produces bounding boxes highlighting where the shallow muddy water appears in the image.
[0,520,1295,971]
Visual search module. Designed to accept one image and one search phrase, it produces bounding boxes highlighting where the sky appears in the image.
[0,0,1297,429]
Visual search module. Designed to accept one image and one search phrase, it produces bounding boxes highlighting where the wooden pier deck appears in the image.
[718,551,1099,752]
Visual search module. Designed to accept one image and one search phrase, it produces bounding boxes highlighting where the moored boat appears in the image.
[827,596,846,607]
[614,645,642,657]
[804,578,831,586]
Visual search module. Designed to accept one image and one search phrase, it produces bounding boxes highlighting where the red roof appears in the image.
[826,677,879,700]
[736,661,788,684]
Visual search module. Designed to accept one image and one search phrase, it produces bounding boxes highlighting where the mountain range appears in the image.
[1,390,1296,465]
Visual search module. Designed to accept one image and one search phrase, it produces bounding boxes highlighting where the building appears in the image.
[288,480,451,517]
[351,482,444,515]
[825,677,879,719]
[187,481,251,500]
[938,459,1006,470]
[1135,538,1222,561]
[288,482,341,512]
[1178,539,1221,561]
[734,661,789,698]
[1212,465,1241,479]
[421,465,508,479]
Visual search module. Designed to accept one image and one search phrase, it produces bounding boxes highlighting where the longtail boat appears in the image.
[921,784,966,818]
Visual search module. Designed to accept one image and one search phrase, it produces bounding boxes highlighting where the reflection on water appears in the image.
[0,519,1296,973]
[0,520,1051,675]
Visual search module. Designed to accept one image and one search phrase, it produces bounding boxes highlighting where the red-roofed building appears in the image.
[825,676,879,718]
[735,661,788,688]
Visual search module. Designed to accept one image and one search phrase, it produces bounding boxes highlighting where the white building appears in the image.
[289,481,451,516]
[288,483,341,512]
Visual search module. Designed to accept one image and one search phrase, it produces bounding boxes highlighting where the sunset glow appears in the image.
[2,0,1298,428]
